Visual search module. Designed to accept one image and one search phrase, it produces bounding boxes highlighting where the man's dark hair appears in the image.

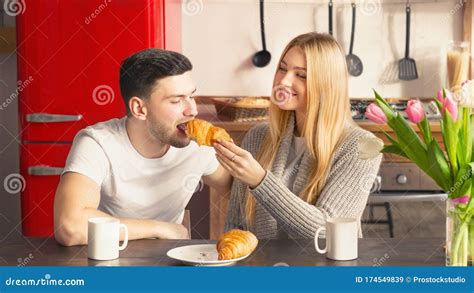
[119,48,192,112]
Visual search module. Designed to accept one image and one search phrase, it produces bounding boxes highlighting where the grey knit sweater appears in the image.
[224,113,382,239]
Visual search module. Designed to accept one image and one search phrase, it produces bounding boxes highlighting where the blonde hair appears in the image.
[244,32,355,225]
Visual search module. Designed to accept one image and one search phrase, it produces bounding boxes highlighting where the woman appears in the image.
[213,32,382,239]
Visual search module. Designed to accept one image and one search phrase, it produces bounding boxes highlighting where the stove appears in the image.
[350,99,442,121]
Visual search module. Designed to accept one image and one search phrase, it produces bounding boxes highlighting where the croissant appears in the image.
[186,119,232,146]
[216,229,258,260]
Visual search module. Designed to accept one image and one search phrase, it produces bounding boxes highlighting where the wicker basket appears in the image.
[212,97,270,122]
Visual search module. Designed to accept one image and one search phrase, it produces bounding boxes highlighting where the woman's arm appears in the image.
[215,133,382,239]
[221,123,269,232]
[249,149,382,238]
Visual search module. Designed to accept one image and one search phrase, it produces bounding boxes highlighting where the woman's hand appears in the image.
[213,139,266,189]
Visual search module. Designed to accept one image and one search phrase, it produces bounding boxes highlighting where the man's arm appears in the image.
[202,164,233,197]
[54,172,189,246]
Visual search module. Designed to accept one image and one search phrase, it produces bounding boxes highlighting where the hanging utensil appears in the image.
[346,3,363,76]
[398,3,418,80]
[252,0,271,67]
[328,0,333,36]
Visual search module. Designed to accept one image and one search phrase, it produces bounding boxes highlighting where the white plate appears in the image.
[166,244,250,266]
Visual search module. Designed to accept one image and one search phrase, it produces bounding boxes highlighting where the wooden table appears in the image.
[0,237,445,266]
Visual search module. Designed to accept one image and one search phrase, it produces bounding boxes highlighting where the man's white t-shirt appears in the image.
[62,117,219,224]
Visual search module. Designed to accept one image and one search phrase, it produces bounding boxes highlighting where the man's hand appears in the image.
[156,222,190,239]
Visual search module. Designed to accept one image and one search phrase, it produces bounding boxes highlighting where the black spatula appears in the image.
[346,3,363,77]
[328,0,333,36]
[399,4,418,80]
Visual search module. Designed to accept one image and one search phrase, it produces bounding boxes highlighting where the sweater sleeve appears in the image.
[224,178,246,231]
[224,123,269,232]
[249,131,383,238]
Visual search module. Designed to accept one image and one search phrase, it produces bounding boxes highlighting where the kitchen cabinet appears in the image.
[0,27,15,53]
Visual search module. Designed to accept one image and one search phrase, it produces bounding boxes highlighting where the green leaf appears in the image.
[389,113,430,171]
[382,145,409,159]
[464,164,474,213]
[451,164,473,198]
[440,120,448,156]
[419,116,433,145]
[433,97,443,113]
[457,108,469,166]
[426,140,452,191]
[463,108,472,164]
[470,114,474,163]
[373,90,391,108]
[444,110,459,176]
[373,90,396,120]
[380,129,398,145]
[458,129,466,167]
[455,106,463,130]
[378,128,409,159]
[457,179,472,199]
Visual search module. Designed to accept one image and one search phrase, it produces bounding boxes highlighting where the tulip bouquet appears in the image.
[366,84,474,266]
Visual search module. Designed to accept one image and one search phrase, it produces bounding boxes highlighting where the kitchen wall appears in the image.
[0,0,466,241]
[182,0,464,98]
[0,6,20,241]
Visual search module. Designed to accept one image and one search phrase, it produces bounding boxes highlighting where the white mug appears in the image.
[314,217,358,261]
[88,217,128,260]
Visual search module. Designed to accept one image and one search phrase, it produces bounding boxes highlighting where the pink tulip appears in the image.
[452,195,470,205]
[365,103,387,124]
[442,94,458,122]
[437,89,454,104]
[405,100,425,124]
[436,89,446,104]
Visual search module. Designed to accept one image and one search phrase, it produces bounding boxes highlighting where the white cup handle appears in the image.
[119,224,128,250]
[314,227,327,254]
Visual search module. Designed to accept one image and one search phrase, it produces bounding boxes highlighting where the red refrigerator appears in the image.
[17,0,181,236]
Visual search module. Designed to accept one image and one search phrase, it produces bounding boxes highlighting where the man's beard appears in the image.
[147,115,190,148]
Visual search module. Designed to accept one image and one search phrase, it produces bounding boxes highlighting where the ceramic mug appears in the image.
[314,217,358,261]
[88,217,128,260]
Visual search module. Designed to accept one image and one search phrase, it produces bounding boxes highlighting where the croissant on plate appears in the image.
[216,229,258,260]
[186,119,232,146]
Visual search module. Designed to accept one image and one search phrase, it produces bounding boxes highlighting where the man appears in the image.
[54,49,231,246]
